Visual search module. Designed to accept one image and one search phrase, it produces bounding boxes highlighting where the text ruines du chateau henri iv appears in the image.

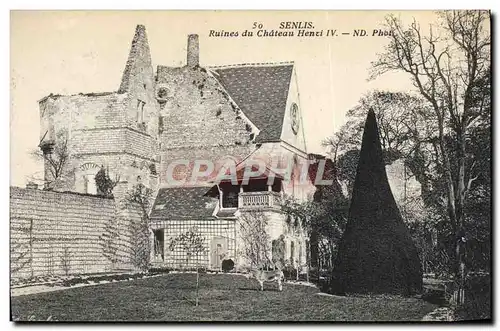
[208,21,393,38]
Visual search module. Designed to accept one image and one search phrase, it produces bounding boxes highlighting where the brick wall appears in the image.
[10,187,136,279]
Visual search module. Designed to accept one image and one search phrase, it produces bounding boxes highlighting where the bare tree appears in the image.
[99,216,121,271]
[123,183,154,272]
[238,210,272,269]
[32,129,72,190]
[169,229,206,307]
[325,91,439,204]
[60,246,72,276]
[11,219,34,277]
[371,10,490,303]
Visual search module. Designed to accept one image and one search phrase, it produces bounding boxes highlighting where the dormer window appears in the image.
[223,191,238,208]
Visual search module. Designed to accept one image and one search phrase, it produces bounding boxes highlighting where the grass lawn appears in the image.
[11,273,437,322]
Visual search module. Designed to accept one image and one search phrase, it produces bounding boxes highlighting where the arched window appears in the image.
[290,241,295,263]
[83,174,98,194]
[79,163,100,194]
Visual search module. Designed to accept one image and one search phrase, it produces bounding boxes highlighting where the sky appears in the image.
[10,10,441,187]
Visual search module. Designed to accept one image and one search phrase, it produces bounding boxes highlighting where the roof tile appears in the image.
[150,186,218,220]
[211,64,294,143]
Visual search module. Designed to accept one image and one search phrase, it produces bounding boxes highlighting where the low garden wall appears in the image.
[10,187,134,279]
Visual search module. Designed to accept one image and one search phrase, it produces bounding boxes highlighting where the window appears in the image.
[149,163,157,176]
[290,241,295,263]
[158,116,164,135]
[222,191,238,208]
[137,100,146,123]
[157,87,169,100]
[153,229,165,260]
[83,174,97,194]
[220,183,240,208]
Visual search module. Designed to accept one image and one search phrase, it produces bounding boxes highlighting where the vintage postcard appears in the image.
[10,10,491,322]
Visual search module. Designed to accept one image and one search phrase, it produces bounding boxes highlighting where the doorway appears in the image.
[211,237,228,269]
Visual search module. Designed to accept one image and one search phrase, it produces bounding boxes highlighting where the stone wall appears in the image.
[38,92,159,194]
[157,64,256,185]
[10,187,135,279]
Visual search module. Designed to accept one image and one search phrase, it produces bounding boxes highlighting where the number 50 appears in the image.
[253,22,263,29]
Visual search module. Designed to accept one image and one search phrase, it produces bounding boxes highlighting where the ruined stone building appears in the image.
[36,25,316,270]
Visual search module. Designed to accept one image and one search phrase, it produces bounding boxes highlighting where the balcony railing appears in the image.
[238,191,282,210]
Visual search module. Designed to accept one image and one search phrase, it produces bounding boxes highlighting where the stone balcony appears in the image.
[238,191,282,210]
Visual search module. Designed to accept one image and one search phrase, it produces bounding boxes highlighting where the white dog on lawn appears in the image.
[245,268,285,292]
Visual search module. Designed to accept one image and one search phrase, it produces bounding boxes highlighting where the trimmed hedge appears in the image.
[330,110,422,296]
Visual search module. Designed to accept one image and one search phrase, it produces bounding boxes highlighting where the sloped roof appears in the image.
[210,63,294,143]
[215,209,237,218]
[150,186,218,220]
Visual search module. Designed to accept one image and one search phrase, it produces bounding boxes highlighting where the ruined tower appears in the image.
[38,25,160,197]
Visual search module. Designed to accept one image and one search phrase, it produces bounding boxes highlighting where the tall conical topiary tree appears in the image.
[331,109,422,295]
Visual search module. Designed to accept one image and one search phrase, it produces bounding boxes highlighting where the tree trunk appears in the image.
[29,219,34,279]
[455,130,467,306]
[196,265,200,307]
[438,114,467,305]
[306,239,311,283]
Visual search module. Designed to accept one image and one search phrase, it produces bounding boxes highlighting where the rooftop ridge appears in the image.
[38,91,119,103]
[10,186,115,200]
[156,61,295,71]
[207,61,294,70]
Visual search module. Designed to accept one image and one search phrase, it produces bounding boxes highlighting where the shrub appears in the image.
[455,273,491,321]
[148,267,171,274]
[331,110,422,295]
[221,259,235,273]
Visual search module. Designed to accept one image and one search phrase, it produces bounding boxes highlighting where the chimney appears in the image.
[187,34,199,67]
